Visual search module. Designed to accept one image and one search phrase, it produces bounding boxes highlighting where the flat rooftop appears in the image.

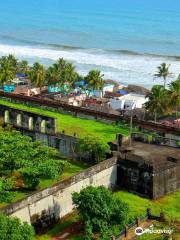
[122,141,180,171]
[119,93,146,101]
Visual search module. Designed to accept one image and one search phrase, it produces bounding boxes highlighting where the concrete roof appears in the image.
[124,141,180,171]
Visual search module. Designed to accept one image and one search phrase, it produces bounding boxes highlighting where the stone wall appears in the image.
[0,104,79,158]
[2,157,117,229]
[153,165,180,199]
[20,129,78,158]
[0,104,57,134]
[117,159,153,199]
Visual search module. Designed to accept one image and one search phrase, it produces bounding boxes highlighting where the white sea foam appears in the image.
[0,43,180,88]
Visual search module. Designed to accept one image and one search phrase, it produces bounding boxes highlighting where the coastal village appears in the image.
[0,55,179,240]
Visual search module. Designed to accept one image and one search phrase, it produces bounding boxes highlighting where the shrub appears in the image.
[72,186,129,239]
[0,214,35,240]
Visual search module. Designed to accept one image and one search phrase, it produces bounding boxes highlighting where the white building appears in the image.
[90,84,115,98]
[110,93,148,110]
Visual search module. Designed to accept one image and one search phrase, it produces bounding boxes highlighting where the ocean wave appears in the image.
[1,34,180,61]
[108,49,180,60]
[0,34,85,51]
[0,42,180,88]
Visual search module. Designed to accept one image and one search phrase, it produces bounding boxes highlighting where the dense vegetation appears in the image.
[37,190,180,240]
[0,54,180,122]
[0,54,105,93]
[0,127,66,202]
[146,63,180,121]
[72,186,129,239]
[114,191,180,222]
[78,136,111,164]
[0,213,35,240]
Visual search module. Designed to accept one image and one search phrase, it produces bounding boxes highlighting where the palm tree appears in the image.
[29,62,46,89]
[145,85,169,122]
[63,63,78,87]
[169,77,180,117]
[56,58,67,71]
[0,56,16,86]
[154,63,171,89]
[46,58,70,87]
[46,65,60,86]
[85,70,105,92]
[18,60,29,75]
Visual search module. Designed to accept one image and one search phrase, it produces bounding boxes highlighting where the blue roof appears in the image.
[75,80,86,87]
[16,73,26,78]
[116,89,128,95]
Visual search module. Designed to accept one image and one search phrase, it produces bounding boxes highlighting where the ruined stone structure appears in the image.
[0,104,78,158]
[0,104,57,134]
[0,103,180,228]
[2,157,117,231]
[115,135,180,199]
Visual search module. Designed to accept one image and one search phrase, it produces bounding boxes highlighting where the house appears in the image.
[110,93,147,110]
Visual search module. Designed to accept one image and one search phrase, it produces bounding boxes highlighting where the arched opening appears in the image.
[41,120,46,133]
[29,117,34,130]
[4,110,10,123]
[17,114,22,126]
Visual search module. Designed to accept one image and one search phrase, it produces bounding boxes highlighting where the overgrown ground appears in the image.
[0,99,129,144]
[37,190,180,240]
[114,191,180,222]
[0,159,88,209]
[36,213,83,240]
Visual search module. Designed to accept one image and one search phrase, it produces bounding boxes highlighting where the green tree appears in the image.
[29,62,46,89]
[0,177,15,202]
[63,63,78,87]
[56,58,67,71]
[46,58,66,86]
[0,55,17,86]
[154,63,171,89]
[0,129,66,194]
[169,77,180,117]
[46,65,60,86]
[0,213,35,240]
[6,54,18,70]
[18,60,29,75]
[78,136,110,164]
[85,70,105,93]
[145,85,169,122]
[72,186,129,239]
[46,58,78,92]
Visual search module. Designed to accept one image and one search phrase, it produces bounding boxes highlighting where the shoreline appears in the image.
[0,42,179,89]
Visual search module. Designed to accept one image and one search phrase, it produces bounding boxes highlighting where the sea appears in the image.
[1,0,180,88]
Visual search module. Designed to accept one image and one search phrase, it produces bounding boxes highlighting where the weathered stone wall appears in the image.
[20,129,78,158]
[117,159,153,198]
[2,157,117,228]
[153,165,180,199]
[0,104,79,158]
[0,104,57,134]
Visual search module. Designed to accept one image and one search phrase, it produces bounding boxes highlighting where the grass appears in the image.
[37,190,180,240]
[36,213,81,240]
[0,99,129,144]
[114,190,180,222]
[0,159,88,209]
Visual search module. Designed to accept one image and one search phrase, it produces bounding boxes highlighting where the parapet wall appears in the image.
[2,157,117,228]
[0,104,78,157]
[0,104,57,134]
